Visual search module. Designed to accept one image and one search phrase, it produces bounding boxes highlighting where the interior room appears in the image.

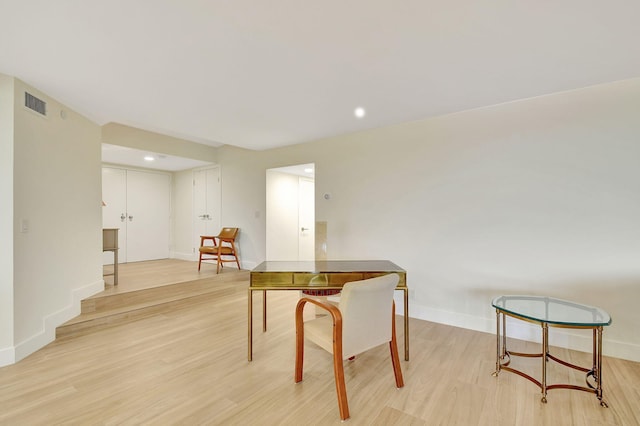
[1,2,640,424]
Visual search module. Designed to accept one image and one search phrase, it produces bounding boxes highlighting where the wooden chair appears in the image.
[294,273,404,420]
[198,227,240,273]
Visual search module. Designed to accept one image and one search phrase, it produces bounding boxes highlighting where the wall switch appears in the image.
[21,219,29,233]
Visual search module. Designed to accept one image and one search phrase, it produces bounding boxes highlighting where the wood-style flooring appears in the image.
[1,259,639,425]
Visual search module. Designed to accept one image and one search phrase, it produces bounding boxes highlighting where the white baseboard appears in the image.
[12,279,104,364]
[0,346,15,367]
[170,251,256,271]
[241,260,258,270]
[408,300,640,363]
[171,251,197,261]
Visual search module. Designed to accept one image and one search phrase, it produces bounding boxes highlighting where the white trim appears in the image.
[240,260,257,271]
[12,279,104,364]
[171,251,197,261]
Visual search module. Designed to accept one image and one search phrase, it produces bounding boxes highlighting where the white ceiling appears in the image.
[102,144,213,172]
[2,1,640,152]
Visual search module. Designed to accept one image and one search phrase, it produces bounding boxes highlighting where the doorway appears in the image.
[266,163,315,261]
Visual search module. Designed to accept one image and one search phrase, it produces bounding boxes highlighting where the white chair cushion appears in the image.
[303,315,334,354]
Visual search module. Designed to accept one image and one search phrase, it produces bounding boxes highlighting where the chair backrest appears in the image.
[218,227,238,240]
[338,273,399,358]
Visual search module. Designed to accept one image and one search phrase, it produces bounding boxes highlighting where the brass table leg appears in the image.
[404,288,409,361]
[541,323,548,403]
[113,249,118,285]
[493,310,501,376]
[262,290,267,332]
[248,289,253,361]
[595,326,608,407]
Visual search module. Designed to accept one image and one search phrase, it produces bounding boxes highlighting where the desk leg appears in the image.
[404,288,409,361]
[541,323,548,403]
[262,290,267,332]
[248,289,253,361]
[113,249,118,285]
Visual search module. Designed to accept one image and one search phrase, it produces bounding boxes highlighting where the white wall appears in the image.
[0,74,15,365]
[189,147,275,269]
[172,168,196,260]
[218,78,640,361]
[8,78,103,364]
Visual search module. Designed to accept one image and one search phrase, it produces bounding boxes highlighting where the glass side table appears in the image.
[491,295,612,406]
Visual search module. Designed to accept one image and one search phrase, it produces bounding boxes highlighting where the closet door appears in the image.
[193,167,221,252]
[102,168,127,263]
[102,167,171,263]
[126,170,171,262]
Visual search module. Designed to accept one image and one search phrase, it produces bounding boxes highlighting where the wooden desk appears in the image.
[102,228,119,285]
[249,260,408,361]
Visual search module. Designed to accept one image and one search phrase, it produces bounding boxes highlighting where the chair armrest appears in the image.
[199,236,217,247]
[295,297,344,360]
[296,297,342,322]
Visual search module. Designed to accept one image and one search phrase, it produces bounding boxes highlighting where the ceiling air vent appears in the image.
[25,91,47,116]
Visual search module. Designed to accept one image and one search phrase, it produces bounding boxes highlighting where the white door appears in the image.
[193,167,221,253]
[102,167,171,263]
[102,168,127,263]
[126,170,171,262]
[266,165,315,261]
[298,177,315,260]
[266,170,299,260]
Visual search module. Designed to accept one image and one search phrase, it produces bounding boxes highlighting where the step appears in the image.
[82,271,248,313]
[56,271,250,339]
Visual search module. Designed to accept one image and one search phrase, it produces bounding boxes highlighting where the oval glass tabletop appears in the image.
[492,295,611,327]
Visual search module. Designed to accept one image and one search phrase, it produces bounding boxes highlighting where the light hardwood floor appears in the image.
[1,260,639,425]
[101,258,234,292]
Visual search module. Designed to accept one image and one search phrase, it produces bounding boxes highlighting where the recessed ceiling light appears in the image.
[354,107,366,118]
[144,156,155,161]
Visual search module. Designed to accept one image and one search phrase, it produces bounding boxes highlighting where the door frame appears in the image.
[265,163,315,261]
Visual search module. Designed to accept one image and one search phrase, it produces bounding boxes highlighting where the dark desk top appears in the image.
[251,260,405,273]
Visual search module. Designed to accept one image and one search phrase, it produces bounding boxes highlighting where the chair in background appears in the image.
[294,273,404,420]
[198,227,240,273]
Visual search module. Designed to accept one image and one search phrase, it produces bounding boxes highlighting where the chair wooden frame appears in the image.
[198,228,240,273]
[294,298,404,420]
